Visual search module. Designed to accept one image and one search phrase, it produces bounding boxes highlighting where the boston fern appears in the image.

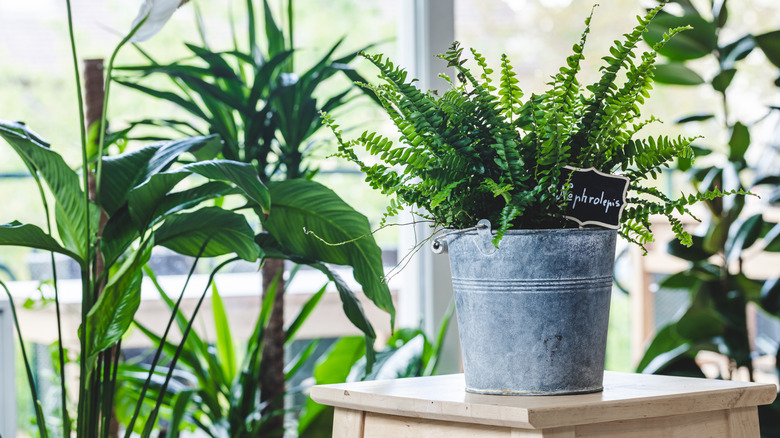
[323,3,743,248]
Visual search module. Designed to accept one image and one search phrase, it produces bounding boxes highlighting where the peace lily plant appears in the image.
[1,0,271,436]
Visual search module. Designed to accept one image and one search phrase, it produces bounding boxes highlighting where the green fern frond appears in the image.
[498,54,524,121]
[579,2,666,150]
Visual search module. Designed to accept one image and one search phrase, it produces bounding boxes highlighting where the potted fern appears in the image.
[323,3,743,395]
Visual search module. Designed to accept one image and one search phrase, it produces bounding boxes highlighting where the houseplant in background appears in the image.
[633,0,780,434]
[324,1,743,395]
[0,0,272,436]
[112,0,393,434]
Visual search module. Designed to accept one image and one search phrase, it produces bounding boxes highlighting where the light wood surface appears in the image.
[311,372,777,437]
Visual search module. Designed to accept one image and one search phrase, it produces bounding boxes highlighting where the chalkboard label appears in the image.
[559,166,629,229]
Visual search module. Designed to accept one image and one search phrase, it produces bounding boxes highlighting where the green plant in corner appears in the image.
[297,302,455,438]
[323,2,745,249]
[113,0,393,435]
[0,0,271,436]
[113,268,326,437]
[633,0,780,435]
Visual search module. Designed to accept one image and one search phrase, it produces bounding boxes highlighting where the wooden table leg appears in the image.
[727,406,761,437]
[333,407,365,438]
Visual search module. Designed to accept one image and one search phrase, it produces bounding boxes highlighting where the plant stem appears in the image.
[65,0,95,434]
[1,282,50,438]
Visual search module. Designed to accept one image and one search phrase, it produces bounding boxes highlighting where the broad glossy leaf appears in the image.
[650,354,707,378]
[667,234,711,261]
[728,122,750,161]
[99,145,158,216]
[760,278,780,314]
[101,206,141,267]
[659,271,703,290]
[100,135,221,216]
[636,324,689,373]
[720,35,755,70]
[763,223,780,252]
[0,120,96,261]
[0,221,81,263]
[183,160,270,212]
[754,174,780,187]
[755,30,780,69]
[128,172,189,230]
[726,214,764,262]
[154,206,260,262]
[652,63,704,85]
[149,181,235,224]
[733,273,763,302]
[644,11,716,61]
[676,306,723,340]
[83,242,153,379]
[262,179,394,326]
[127,160,269,231]
[711,68,736,92]
[348,334,425,382]
[307,261,375,341]
[712,0,727,28]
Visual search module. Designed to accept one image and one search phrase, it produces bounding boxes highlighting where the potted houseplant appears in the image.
[1,0,273,435]
[323,2,744,395]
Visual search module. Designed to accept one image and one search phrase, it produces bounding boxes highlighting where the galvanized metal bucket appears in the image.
[433,220,617,395]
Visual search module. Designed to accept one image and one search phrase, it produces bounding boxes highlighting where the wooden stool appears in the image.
[311,371,777,437]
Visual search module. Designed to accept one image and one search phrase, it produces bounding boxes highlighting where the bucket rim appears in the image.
[444,226,618,237]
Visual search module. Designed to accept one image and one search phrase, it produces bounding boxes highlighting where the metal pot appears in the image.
[434,219,617,395]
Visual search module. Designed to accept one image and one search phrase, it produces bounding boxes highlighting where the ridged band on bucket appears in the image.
[443,222,617,396]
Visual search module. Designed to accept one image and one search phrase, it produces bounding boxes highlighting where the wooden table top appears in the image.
[310,371,778,430]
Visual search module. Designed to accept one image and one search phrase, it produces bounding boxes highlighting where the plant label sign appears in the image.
[559,166,629,229]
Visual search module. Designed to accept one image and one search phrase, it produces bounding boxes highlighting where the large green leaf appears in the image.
[720,35,756,70]
[183,160,270,212]
[726,213,764,262]
[154,206,260,262]
[667,234,711,261]
[676,305,723,340]
[728,122,750,162]
[652,63,705,85]
[636,324,690,373]
[0,120,96,262]
[99,135,221,215]
[711,68,736,92]
[755,30,780,69]
[262,179,394,326]
[760,278,780,314]
[83,242,153,380]
[763,223,780,252]
[644,11,717,61]
[127,160,269,232]
[0,221,81,263]
[307,261,377,341]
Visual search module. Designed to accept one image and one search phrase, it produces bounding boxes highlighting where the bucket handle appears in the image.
[474,219,497,255]
[430,220,496,255]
